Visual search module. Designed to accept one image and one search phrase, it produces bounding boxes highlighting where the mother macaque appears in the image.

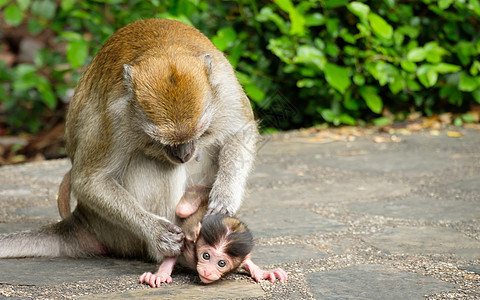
[0,19,258,262]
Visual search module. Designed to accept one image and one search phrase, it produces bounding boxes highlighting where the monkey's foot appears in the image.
[139,271,172,287]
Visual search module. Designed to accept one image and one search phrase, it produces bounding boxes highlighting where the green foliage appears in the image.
[1,0,479,133]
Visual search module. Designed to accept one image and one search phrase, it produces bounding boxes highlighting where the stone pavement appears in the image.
[0,127,479,299]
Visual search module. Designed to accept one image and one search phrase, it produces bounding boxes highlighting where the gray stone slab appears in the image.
[239,204,346,238]
[0,223,38,234]
[0,258,154,285]
[308,264,454,300]
[451,177,480,193]
[347,196,480,222]
[84,280,264,299]
[364,226,480,259]
[459,265,480,274]
[244,179,410,208]
[315,150,459,175]
[14,206,60,222]
[252,244,328,266]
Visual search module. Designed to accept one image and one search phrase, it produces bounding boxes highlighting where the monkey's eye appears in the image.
[202,253,210,260]
[218,260,226,268]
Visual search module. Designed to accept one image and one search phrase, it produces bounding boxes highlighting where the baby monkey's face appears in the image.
[195,238,242,284]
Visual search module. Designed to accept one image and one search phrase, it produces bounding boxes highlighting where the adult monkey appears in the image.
[0,19,258,262]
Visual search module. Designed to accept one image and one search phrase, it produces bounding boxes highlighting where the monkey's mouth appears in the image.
[198,275,216,284]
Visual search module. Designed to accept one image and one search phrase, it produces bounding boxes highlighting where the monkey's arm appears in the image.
[242,257,288,283]
[140,257,177,287]
[207,121,258,216]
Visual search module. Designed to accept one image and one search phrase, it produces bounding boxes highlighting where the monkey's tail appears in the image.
[0,217,108,258]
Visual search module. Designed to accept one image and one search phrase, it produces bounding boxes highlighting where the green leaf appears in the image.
[417,65,438,87]
[339,114,356,125]
[274,0,294,12]
[432,63,461,74]
[297,78,316,88]
[0,0,9,9]
[462,113,476,123]
[353,73,365,86]
[305,13,325,27]
[66,41,89,68]
[37,77,56,109]
[31,0,56,20]
[359,85,383,114]
[320,109,335,122]
[400,61,416,72]
[344,96,360,110]
[368,13,393,39]
[347,2,370,20]
[473,90,480,104]
[438,0,453,9]
[324,63,351,94]
[470,61,480,76]
[407,48,426,62]
[217,27,237,46]
[326,0,348,8]
[373,116,391,126]
[389,75,404,94]
[294,45,325,69]
[61,0,75,11]
[289,8,306,36]
[459,73,479,92]
[244,85,266,102]
[17,0,31,11]
[4,4,24,26]
[60,31,83,42]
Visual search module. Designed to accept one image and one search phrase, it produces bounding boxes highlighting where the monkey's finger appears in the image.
[144,273,153,287]
[268,272,277,283]
[148,274,158,288]
[139,272,150,284]
[275,269,288,283]
[165,222,183,235]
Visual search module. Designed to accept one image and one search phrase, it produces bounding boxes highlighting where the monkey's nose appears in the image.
[168,142,195,163]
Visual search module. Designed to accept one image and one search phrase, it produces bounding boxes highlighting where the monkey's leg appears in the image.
[139,257,177,287]
[176,185,211,218]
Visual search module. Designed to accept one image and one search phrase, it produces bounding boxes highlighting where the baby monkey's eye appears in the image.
[202,253,210,260]
[218,260,226,268]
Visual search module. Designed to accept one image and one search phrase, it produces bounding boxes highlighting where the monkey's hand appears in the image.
[139,257,177,287]
[152,219,185,257]
[242,258,288,283]
[205,194,236,216]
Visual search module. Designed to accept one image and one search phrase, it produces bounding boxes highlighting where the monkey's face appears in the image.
[195,238,240,284]
[125,56,213,164]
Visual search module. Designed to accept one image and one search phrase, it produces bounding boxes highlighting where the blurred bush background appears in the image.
[0,0,479,163]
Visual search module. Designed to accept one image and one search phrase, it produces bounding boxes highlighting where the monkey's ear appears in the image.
[195,222,202,239]
[123,64,133,91]
[204,54,212,75]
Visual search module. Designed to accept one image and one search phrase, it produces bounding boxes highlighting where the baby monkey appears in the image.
[139,186,288,286]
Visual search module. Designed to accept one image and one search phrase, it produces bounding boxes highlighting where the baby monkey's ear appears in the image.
[194,222,202,240]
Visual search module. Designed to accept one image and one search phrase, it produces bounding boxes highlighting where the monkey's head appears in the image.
[123,53,213,164]
[194,214,253,284]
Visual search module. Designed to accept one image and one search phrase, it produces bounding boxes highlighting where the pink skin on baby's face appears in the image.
[195,240,239,284]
